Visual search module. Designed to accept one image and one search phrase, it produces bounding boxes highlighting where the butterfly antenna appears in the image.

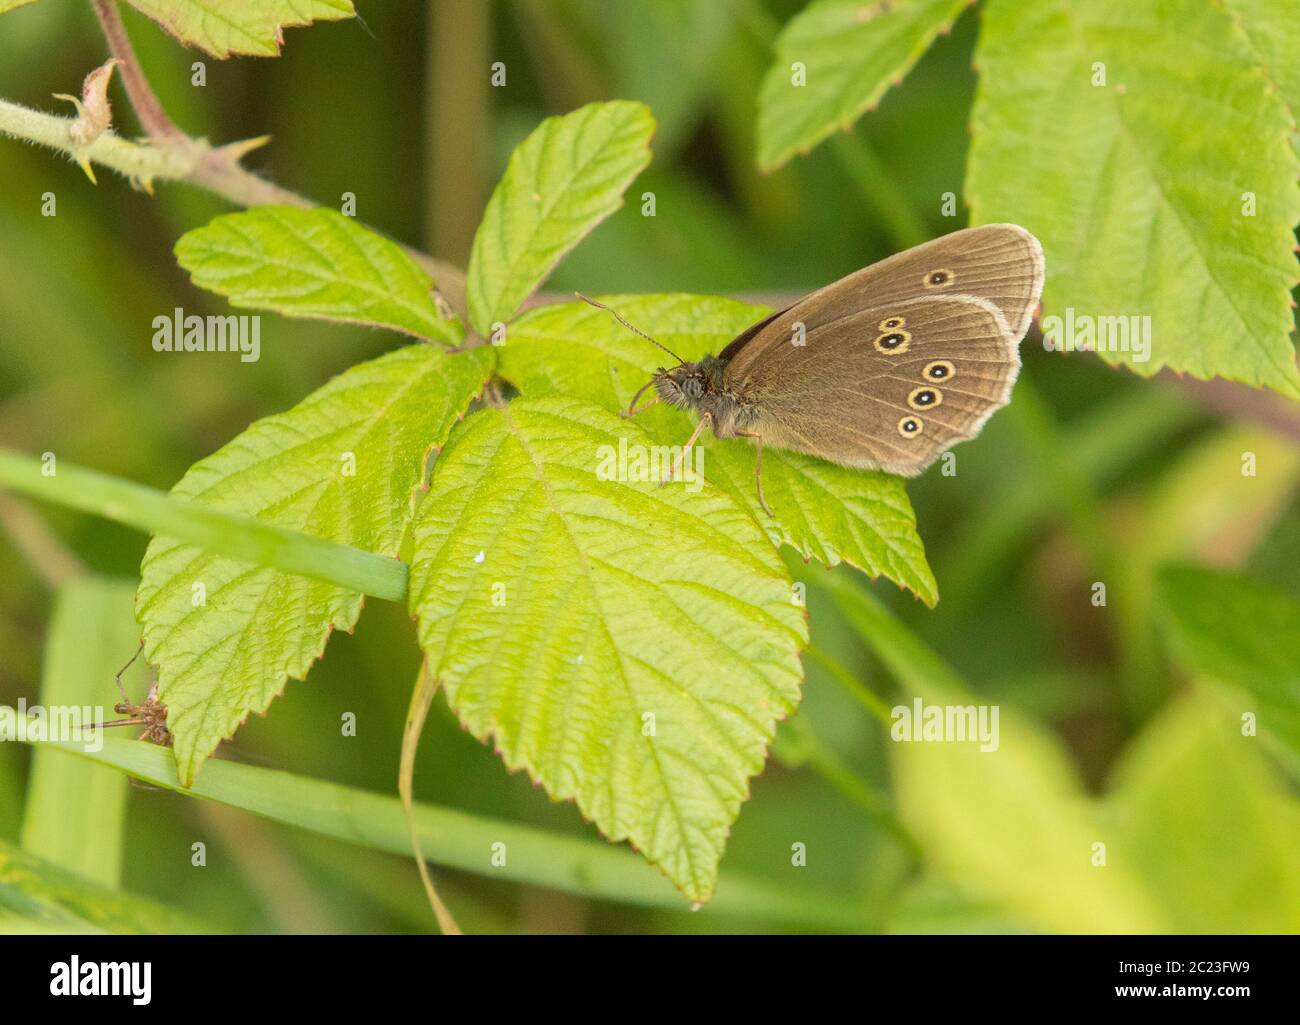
[574,292,685,366]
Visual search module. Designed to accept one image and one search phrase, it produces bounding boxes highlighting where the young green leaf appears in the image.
[0,0,37,13]
[1155,564,1300,760]
[969,0,1300,398]
[407,396,808,902]
[756,0,971,172]
[175,207,462,346]
[466,101,655,336]
[499,294,937,605]
[136,345,493,786]
[122,0,354,59]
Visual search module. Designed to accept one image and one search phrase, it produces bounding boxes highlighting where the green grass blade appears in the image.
[0,448,406,602]
[20,577,138,886]
[0,839,206,934]
[26,734,868,932]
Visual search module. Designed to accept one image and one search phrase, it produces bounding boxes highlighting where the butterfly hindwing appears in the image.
[731,296,1014,474]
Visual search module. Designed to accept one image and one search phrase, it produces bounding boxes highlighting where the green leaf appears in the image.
[466,101,655,336]
[499,294,936,604]
[756,0,971,171]
[969,0,1300,398]
[0,1,38,14]
[175,207,461,345]
[136,345,493,786]
[1156,564,1300,760]
[21,577,137,888]
[122,0,353,59]
[1222,0,1300,154]
[1106,691,1300,932]
[0,839,205,934]
[407,396,807,902]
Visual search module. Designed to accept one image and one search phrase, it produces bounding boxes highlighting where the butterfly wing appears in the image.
[720,224,1043,475]
[721,224,1042,375]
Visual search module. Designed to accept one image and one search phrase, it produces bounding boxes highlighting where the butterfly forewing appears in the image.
[720,224,1043,475]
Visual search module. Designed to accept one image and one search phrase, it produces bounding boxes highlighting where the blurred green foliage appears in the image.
[0,0,1297,934]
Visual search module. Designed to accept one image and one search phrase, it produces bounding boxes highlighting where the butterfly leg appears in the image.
[734,430,773,517]
[623,378,660,418]
[660,413,711,488]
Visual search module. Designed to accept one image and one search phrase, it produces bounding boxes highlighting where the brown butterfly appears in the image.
[583,223,1044,514]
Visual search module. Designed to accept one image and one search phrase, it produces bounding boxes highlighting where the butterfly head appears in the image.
[654,358,724,412]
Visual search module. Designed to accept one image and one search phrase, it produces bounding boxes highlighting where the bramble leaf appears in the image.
[499,294,937,605]
[755,0,971,171]
[969,0,1300,398]
[407,396,807,901]
[175,207,462,346]
[466,101,655,337]
[1222,0,1300,154]
[136,345,493,786]
[122,0,353,59]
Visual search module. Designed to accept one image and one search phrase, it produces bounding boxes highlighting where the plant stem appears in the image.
[785,714,923,860]
[805,571,969,696]
[0,97,193,180]
[399,665,463,934]
[0,4,468,311]
[426,0,490,265]
[805,641,893,728]
[90,0,182,139]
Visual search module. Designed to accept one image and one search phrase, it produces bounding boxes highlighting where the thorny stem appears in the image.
[90,0,181,139]
[11,4,1287,426]
[0,1,467,314]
